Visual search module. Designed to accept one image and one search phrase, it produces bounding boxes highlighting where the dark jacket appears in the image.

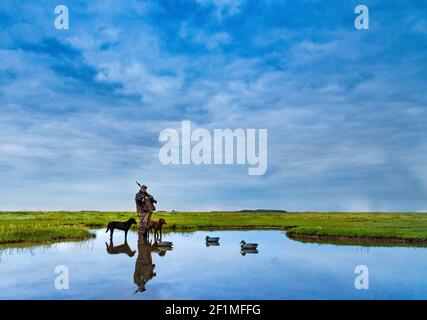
[135,191,157,213]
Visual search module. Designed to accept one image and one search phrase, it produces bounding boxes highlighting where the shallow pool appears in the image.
[1,229,427,299]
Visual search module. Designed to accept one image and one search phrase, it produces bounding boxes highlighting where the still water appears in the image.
[1,229,427,299]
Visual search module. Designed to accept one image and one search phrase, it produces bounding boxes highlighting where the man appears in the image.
[135,184,157,237]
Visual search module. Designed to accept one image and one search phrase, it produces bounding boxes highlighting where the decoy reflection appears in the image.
[240,248,259,256]
[206,236,220,247]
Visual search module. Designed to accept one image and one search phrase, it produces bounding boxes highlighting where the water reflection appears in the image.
[4,229,427,299]
[205,241,220,247]
[133,236,174,294]
[133,238,156,293]
[105,239,136,257]
[240,248,259,255]
[152,241,173,256]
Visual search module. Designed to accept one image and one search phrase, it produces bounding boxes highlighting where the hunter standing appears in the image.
[135,184,157,237]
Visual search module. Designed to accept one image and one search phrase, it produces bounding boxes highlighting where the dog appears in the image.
[106,218,137,239]
[149,218,166,239]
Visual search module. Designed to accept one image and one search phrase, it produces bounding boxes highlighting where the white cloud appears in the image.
[1,0,426,211]
[196,0,246,20]
[179,23,232,50]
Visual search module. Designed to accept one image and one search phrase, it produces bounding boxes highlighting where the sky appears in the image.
[0,0,426,211]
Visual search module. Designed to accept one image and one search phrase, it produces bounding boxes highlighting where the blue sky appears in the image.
[0,0,426,211]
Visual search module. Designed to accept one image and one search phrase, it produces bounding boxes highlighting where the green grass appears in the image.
[1,211,427,248]
[0,223,94,248]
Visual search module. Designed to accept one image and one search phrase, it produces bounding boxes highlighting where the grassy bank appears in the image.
[1,211,427,248]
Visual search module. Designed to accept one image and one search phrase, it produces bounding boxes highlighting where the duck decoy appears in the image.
[206,236,220,242]
[157,241,173,247]
[240,240,258,249]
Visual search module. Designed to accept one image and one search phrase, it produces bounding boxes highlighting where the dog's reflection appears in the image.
[152,240,173,256]
[105,239,136,257]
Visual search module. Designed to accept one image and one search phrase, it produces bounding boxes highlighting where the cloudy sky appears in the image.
[0,0,426,211]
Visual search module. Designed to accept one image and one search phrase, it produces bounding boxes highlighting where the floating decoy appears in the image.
[240,240,258,249]
[206,236,220,242]
[157,241,173,247]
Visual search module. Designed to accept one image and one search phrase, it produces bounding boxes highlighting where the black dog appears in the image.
[106,218,137,239]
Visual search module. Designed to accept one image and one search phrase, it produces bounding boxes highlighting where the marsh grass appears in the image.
[0,221,95,248]
[1,211,427,248]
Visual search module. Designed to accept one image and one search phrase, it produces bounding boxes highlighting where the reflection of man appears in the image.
[135,184,157,237]
[133,238,156,294]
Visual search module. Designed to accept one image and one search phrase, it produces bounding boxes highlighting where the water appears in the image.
[1,229,427,299]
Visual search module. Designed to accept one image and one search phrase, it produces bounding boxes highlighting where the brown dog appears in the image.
[149,218,166,239]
